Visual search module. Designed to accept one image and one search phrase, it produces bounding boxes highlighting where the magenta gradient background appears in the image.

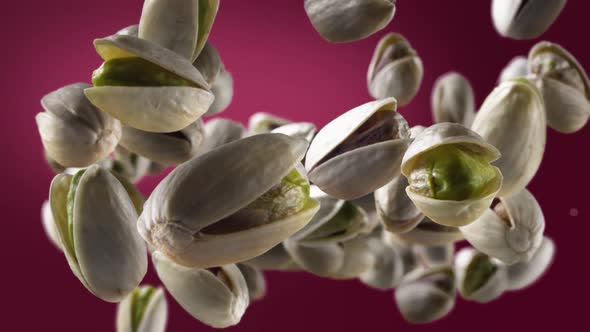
[3,0,590,331]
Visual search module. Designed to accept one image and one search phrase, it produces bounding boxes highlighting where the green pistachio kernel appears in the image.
[92,57,197,88]
[131,286,157,332]
[306,202,361,240]
[463,253,497,297]
[66,169,86,260]
[409,145,497,201]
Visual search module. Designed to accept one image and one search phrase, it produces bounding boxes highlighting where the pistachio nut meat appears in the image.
[271,122,317,144]
[359,234,404,290]
[241,243,301,271]
[116,285,168,332]
[138,134,320,268]
[248,112,291,135]
[49,165,147,302]
[383,217,463,246]
[498,56,528,83]
[491,0,567,40]
[368,33,423,106]
[413,244,455,267]
[460,188,545,265]
[36,83,122,168]
[471,78,546,197]
[505,236,555,291]
[85,34,213,133]
[375,174,424,234]
[236,263,267,302]
[454,248,508,303]
[306,98,410,200]
[401,123,503,227]
[41,200,62,251]
[431,72,475,127]
[528,41,590,133]
[304,0,396,43]
[197,118,245,156]
[152,252,249,328]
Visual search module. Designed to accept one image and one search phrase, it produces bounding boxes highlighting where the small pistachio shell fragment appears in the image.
[394,266,456,324]
[248,112,291,135]
[492,0,567,40]
[153,252,249,328]
[304,0,395,43]
[506,237,555,291]
[306,98,410,200]
[36,83,122,168]
[207,68,234,116]
[414,244,454,267]
[271,122,317,143]
[498,56,528,83]
[368,33,423,106]
[431,72,475,127]
[241,243,301,271]
[236,263,267,302]
[42,200,62,250]
[454,248,508,303]
[116,286,168,332]
[198,118,245,155]
[460,188,545,265]
[359,235,404,289]
[384,217,463,246]
[375,175,424,234]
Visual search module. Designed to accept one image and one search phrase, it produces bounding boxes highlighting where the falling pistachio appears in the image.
[384,217,463,246]
[491,0,567,39]
[248,112,291,135]
[431,72,475,127]
[116,286,168,332]
[375,174,424,234]
[197,118,246,155]
[454,248,508,303]
[236,263,267,302]
[41,200,62,251]
[498,56,528,83]
[505,237,555,291]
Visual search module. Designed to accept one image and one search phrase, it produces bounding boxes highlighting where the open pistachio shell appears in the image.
[42,200,62,251]
[304,0,395,43]
[368,33,423,106]
[197,118,245,155]
[49,165,147,302]
[454,248,508,303]
[36,83,121,168]
[472,79,546,197]
[241,243,301,271]
[506,236,555,291]
[460,188,545,265]
[153,252,248,328]
[85,34,213,133]
[414,244,454,267]
[528,41,590,133]
[431,72,475,127]
[375,175,424,234]
[271,122,317,143]
[236,263,267,302]
[206,68,234,116]
[359,235,404,289]
[384,217,463,246]
[138,134,319,268]
[306,98,410,200]
[193,41,222,85]
[402,123,503,227]
[498,56,528,83]
[248,112,291,135]
[111,146,152,184]
[116,286,168,332]
[492,0,567,39]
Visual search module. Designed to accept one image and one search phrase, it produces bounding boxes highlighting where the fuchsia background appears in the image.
[3,0,589,331]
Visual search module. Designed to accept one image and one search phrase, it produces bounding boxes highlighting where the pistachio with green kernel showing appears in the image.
[431,72,475,127]
[368,33,423,106]
[528,41,590,133]
[306,98,410,200]
[116,286,168,332]
[402,123,503,227]
[49,165,147,302]
[492,0,567,40]
[454,248,508,303]
[498,56,528,83]
[36,83,122,168]
[138,134,320,268]
[110,146,153,184]
[506,236,555,291]
[248,112,291,135]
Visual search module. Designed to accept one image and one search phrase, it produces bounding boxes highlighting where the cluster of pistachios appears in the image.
[37,0,582,329]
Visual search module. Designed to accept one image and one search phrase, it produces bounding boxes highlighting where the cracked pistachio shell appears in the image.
[492,0,567,40]
[111,146,152,184]
[36,83,122,168]
[138,134,319,268]
[306,98,410,200]
[375,175,424,234]
[401,123,503,227]
[207,68,234,116]
[248,112,291,135]
[431,72,475,127]
[528,41,590,133]
[304,0,395,43]
[42,200,62,250]
[472,79,546,197]
[384,217,463,246]
[460,188,545,265]
[197,118,245,155]
[236,263,267,302]
[506,236,555,291]
[271,122,317,143]
[359,235,404,289]
[498,56,528,83]
[85,34,213,133]
[116,286,168,332]
[414,244,454,267]
[120,119,204,166]
[49,165,147,302]
[368,33,423,106]
[454,248,508,303]
[153,252,248,328]
[138,0,219,61]
[241,243,301,271]
[394,266,456,324]
[192,41,222,85]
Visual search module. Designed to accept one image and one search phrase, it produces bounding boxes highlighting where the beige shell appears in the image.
[236,263,267,302]
[240,243,301,271]
[116,25,139,37]
[375,175,424,234]
[111,146,153,184]
[41,200,62,251]
[271,122,317,143]
[197,118,245,155]
[506,236,555,291]
[248,112,291,135]
[116,286,168,332]
[384,217,463,246]
[472,79,546,197]
[401,123,503,227]
[359,235,404,290]
[431,72,475,127]
[492,0,567,39]
[206,68,234,116]
[454,248,508,303]
[193,41,222,85]
[460,188,545,265]
[498,56,528,83]
[413,244,454,267]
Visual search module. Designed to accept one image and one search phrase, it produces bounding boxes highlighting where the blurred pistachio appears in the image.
[351,193,378,223]
[248,112,291,135]
[492,0,567,40]
[410,125,426,138]
[271,122,317,143]
[49,165,147,302]
[306,98,410,200]
[138,134,319,268]
[241,243,301,271]
[460,188,545,265]
[394,266,456,324]
[36,83,121,168]
[506,236,555,291]
[368,33,423,106]
[236,263,267,302]
[192,42,222,85]
[384,217,463,246]
[498,56,528,83]
[359,234,404,289]
[401,123,503,227]
[528,41,590,133]
[375,175,424,233]
[42,200,62,250]
[454,248,508,303]
[111,146,152,184]
[153,252,248,328]
[116,286,168,332]
[198,118,246,155]
[431,72,475,127]
[44,152,67,174]
[207,68,234,115]
[304,0,395,43]
[414,244,454,267]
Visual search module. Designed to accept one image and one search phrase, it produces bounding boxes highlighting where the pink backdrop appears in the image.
[3,0,589,331]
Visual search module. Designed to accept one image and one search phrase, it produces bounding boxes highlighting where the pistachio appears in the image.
[36,83,121,168]
[111,146,152,184]
[368,33,423,106]
[375,175,424,234]
[116,25,139,37]
[271,122,317,143]
[41,200,62,251]
[431,72,475,127]
[236,263,267,302]
[506,236,555,291]
[414,244,454,267]
[116,286,168,332]
[248,112,291,135]
[197,118,246,155]
[384,217,463,246]
[492,0,567,39]
[359,234,404,290]
[207,67,234,115]
[241,243,301,271]
[192,42,222,86]
[454,248,508,303]
[498,56,528,83]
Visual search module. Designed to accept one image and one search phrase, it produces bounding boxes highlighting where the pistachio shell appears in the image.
[248,112,291,135]
[375,175,424,233]
[153,252,249,328]
[111,146,152,184]
[454,248,508,303]
[290,185,345,241]
[41,200,62,250]
[271,122,317,143]
[384,217,463,246]
[492,0,567,39]
[506,236,555,290]
[498,56,528,83]
[236,263,267,302]
[241,243,301,271]
[472,79,546,197]
[197,118,245,155]
[359,236,404,289]
[206,68,234,116]
[116,286,168,332]
[460,188,545,265]
[431,72,475,127]
[414,244,454,267]
[193,42,222,85]
[116,25,139,37]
